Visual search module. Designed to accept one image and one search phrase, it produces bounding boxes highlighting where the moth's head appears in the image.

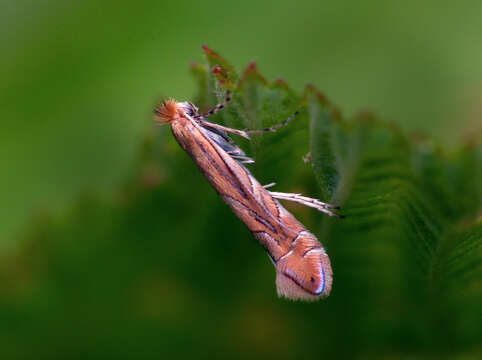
[178,101,198,117]
[154,100,198,124]
[275,245,332,301]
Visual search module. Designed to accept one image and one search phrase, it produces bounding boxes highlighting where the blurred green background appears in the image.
[0,1,481,359]
[1,0,481,242]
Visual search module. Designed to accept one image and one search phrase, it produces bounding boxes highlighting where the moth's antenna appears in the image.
[195,91,231,119]
[247,111,299,135]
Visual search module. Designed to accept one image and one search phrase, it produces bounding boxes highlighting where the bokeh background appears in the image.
[1,0,481,359]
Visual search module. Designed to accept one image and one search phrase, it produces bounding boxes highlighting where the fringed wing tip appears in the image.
[275,250,333,301]
[276,272,331,301]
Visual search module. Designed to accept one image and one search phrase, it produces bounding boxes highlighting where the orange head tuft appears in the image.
[154,99,183,124]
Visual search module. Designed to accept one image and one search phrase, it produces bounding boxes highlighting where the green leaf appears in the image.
[305,84,343,201]
[0,48,480,359]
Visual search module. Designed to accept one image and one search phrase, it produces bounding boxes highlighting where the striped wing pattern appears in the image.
[170,116,332,299]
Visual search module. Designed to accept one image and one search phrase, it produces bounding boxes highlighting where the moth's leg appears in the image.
[246,111,299,135]
[263,182,276,189]
[270,191,340,209]
[195,91,231,119]
[195,91,298,137]
[269,191,343,218]
[228,152,255,164]
[198,120,250,139]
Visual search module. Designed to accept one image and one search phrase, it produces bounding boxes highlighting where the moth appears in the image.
[154,91,342,301]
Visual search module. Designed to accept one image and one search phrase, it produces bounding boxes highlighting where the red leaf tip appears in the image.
[305,83,328,103]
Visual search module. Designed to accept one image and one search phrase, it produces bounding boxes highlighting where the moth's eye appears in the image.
[177,102,197,117]
[186,102,198,116]
[184,108,193,116]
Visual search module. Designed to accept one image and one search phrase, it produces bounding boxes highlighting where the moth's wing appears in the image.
[192,119,324,285]
[192,118,303,238]
[199,124,255,164]
[198,119,233,142]
[191,117,332,300]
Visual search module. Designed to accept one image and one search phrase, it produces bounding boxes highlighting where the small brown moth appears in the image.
[154,92,342,301]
